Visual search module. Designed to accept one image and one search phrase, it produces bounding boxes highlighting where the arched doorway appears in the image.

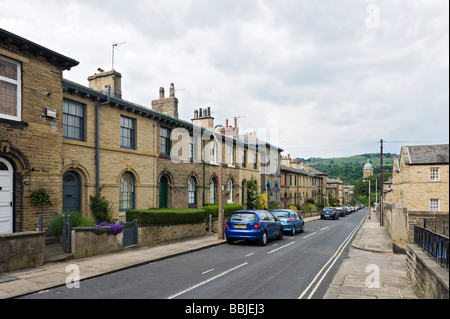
[63,171,81,212]
[159,176,169,208]
[0,157,14,234]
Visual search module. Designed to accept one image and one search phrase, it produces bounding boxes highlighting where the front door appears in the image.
[159,176,168,208]
[0,157,13,234]
[63,171,81,212]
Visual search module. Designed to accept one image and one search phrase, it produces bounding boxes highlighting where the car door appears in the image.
[292,212,302,230]
[265,211,279,237]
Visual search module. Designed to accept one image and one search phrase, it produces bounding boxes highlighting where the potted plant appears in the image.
[31,188,53,232]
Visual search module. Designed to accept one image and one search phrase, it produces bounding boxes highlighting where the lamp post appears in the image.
[363,180,371,219]
[214,125,225,240]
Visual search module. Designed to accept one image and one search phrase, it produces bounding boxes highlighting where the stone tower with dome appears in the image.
[363,159,374,178]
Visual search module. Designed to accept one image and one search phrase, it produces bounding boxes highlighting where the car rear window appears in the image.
[272,211,290,218]
[323,207,334,211]
[230,213,257,222]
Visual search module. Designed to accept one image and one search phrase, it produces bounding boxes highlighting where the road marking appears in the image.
[298,216,366,299]
[272,243,278,247]
[267,242,295,254]
[167,262,248,299]
[246,253,254,257]
[303,232,317,239]
[320,227,329,231]
[201,269,215,275]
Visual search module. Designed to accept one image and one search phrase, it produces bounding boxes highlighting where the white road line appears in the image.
[267,242,295,254]
[167,262,248,299]
[201,269,215,275]
[320,227,329,231]
[298,217,366,299]
[246,253,254,257]
[303,232,317,239]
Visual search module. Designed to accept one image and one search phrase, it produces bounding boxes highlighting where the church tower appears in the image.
[363,159,374,178]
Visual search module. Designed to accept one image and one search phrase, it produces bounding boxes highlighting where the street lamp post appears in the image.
[214,125,225,240]
[363,180,371,219]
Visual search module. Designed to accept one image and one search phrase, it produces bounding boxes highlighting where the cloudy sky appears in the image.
[1,0,448,158]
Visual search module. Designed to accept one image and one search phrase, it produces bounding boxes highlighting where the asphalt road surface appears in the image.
[21,209,368,300]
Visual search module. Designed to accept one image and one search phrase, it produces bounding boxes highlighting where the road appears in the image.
[21,208,368,300]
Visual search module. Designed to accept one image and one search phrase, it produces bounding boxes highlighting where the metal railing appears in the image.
[414,226,449,269]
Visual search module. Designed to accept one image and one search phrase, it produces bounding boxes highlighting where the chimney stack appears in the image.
[88,69,122,98]
[192,107,215,129]
[151,83,179,118]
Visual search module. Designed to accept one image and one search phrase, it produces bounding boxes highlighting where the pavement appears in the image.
[323,210,418,299]
[0,212,418,299]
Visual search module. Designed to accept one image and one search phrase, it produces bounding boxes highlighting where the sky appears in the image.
[1,0,448,159]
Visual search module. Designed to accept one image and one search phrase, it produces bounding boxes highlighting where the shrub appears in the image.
[268,201,278,210]
[246,178,260,209]
[259,193,268,210]
[48,211,96,236]
[90,188,113,223]
[202,204,244,218]
[288,205,298,212]
[126,208,209,225]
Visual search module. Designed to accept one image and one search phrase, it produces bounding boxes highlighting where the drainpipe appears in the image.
[96,85,111,195]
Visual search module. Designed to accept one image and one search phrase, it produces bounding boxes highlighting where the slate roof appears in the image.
[405,144,449,165]
[1,28,79,70]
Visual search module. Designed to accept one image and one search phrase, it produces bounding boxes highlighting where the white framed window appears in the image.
[210,141,217,164]
[0,56,21,122]
[227,179,233,203]
[188,177,197,205]
[430,168,439,181]
[227,145,233,166]
[430,199,439,212]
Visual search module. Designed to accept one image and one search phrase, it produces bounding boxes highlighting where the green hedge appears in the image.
[202,204,244,218]
[126,204,244,225]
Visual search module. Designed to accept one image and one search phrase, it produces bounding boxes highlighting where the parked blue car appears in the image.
[271,209,305,236]
[321,207,339,220]
[225,210,284,246]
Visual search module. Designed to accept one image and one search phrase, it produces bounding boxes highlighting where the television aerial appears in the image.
[112,41,127,70]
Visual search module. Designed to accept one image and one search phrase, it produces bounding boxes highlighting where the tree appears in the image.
[31,188,53,231]
[246,178,260,209]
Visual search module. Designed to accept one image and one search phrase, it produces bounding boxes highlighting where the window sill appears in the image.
[0,117,28,127]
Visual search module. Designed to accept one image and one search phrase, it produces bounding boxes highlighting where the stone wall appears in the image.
[406,244,449,299]
[138,222,209,248]
[0,232,45,273]
[71,228,123,259]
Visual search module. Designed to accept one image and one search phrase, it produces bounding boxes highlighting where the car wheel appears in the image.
[290,226,296,236]
[300,224,305,233]
[259,231,268,246]
[277,228,284,240]
[227,238,234,244]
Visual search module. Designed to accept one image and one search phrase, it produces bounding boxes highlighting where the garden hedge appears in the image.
[126,204,244,225]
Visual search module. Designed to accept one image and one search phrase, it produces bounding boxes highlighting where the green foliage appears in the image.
[89,188,113,223]
[202,204,244,218]
[126,208,208,225]
[288,205,298,212]
[327,190,339,207]
[48,211,95,236]
[246,178,260,209]
[30,188,53,207]
[302,203,317,212]
[268,201,278,210]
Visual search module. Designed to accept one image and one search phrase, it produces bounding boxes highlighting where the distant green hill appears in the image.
[299,153,398,185]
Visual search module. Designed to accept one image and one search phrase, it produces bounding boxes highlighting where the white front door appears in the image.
[0,157,13,234]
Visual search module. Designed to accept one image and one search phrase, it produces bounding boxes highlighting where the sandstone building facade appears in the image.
[0,28,79,234]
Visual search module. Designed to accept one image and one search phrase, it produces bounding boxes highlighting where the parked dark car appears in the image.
[225,210,284,246]
[321,207,339,220]
[335,207,346,217]
[271,209,305,236]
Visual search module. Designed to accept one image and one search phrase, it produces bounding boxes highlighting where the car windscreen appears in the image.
[230,213,257,222]
[272,211,290,218]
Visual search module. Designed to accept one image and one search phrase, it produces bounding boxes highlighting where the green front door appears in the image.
[159,176,168,208]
